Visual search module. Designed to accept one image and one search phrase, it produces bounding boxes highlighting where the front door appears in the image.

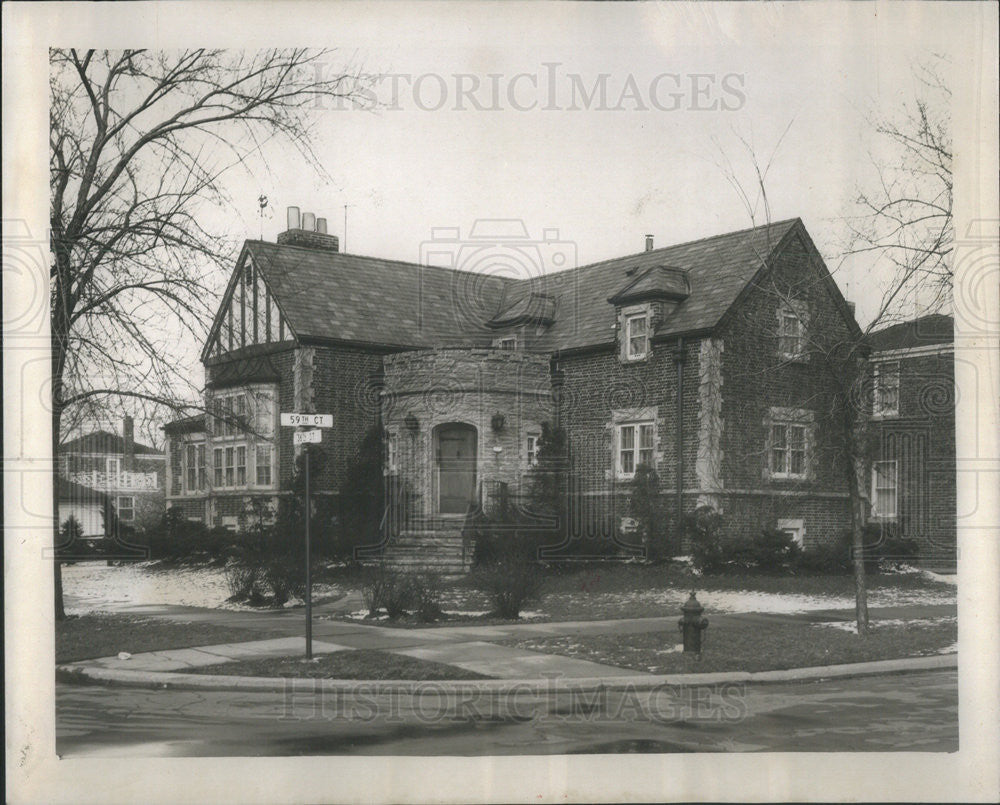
[437,424,477,515]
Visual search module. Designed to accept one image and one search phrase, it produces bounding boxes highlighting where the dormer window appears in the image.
[496,336,518,351]
[624,309,650,361]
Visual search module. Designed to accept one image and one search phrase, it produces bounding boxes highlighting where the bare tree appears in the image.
[844,56,953,322]
[49,48,371,617]
[712,59,952,635]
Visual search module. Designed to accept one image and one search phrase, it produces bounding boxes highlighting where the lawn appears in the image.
[498,616,957,675]
[329,562,955,625]
[185,649,494,680]
[56,613,283,663]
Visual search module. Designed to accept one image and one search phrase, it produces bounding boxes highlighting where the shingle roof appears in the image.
[868,314,954,352]
[248,241,511,348]
[60,430,160,456]
[241,218,802,353]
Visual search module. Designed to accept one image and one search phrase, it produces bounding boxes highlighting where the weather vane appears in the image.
[258,194,269,239]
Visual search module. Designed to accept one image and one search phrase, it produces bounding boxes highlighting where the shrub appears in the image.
[683,506,729,573]
[795,539,853,574]
[473,558,546,619]
[225,563,266,604]
[264,555,305,606]
[361,564,413,618]
[409,573,444,622]
[629,464,668,560]
[745,528,801,573]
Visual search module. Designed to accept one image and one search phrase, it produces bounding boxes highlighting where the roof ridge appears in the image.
[506,217,801,282]
[247,240,522,283]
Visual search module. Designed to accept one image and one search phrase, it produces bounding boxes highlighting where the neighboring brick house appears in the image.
[59,416,166,534]
[867,314,956,560]
[163,211,861,567]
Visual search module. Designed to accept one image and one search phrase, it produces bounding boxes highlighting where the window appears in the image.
[213,448,223,487]
[105,457,121,477]
[385,431,399,473]
[770,420,808,479]
[225,447,235,486]
[256,445,273,486]
[117,496,135,522]
[526,434,539,467]
[625,312,649,360]
[617,422,655,478]
[777,305,806,359]
[236,446,247,486]
[496,336,517,351]
[873,361,900,417]
[197,444,206,490]
[185,444,197,492]
[872,460,898,518]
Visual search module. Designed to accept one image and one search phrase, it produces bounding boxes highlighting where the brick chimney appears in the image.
[276,206,340,252]
[645,234,654,252]
[123,415,135,471]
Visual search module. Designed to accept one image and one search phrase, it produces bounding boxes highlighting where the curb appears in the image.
[57,653,957,695]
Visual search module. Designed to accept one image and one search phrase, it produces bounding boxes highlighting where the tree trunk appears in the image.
[844,390,870,636]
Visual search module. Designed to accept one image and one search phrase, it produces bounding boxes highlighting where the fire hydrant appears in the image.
[678,591,709,654]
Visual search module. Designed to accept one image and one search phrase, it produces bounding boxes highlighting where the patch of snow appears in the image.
[921,569,958,585]
[812,615,956,633]
[936,642,958,654]
[518,611,546,620]
[62,561,340,614]
[442,610,492,617]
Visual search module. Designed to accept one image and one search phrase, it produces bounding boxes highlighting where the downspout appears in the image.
[673,338,686,554]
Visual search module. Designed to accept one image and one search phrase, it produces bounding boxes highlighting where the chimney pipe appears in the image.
[123,415,135,471]
[846,301,856,317]
[645,234,654,252]
[316,217,328,234]
[302,212,316,231]
[287,206,301,230]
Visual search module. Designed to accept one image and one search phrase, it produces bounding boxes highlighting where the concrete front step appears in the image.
[381,528,474,573]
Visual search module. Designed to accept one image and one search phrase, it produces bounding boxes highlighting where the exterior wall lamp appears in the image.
[404,413,419,434]
[491,412,505,432]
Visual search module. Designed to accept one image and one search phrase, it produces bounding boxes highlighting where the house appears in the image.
[163,210,862,569]
[59,416,166,534]
[867,314,956,561]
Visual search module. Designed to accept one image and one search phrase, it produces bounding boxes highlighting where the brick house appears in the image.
[163,212,862,568]
[59,416,166,534]
[867,314,956,560]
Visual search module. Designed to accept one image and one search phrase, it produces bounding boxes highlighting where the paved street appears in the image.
[57,669,957,756]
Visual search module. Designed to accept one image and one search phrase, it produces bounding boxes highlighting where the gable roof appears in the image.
[209,218,813,356]
[60,430,160,456]
[868,314,954,352]
[607,264,690,306]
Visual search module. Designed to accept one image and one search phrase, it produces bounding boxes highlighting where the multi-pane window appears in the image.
[625,313,649,360]
[497,336,517,351]
[872,460,898,518]
[873,361,900,417]
[771,422,807,478]
[617,422,655,478]
[526,435,539,467]
[256,445,273,486]
[186,444,198,492]
[214,448,223,487]
[778,306,806,358]
[225,447,235,487]
[105,457,121,476]
[236,446,247,486]
[197,444,206,489]
[117,496,135,522]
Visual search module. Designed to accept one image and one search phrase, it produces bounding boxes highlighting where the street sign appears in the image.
[280,412,333,428]
[293,429,322,445]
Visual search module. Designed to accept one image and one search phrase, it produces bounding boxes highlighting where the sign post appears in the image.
[281,413,331,660]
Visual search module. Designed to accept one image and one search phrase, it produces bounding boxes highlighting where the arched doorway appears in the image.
[434,423,478,515]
